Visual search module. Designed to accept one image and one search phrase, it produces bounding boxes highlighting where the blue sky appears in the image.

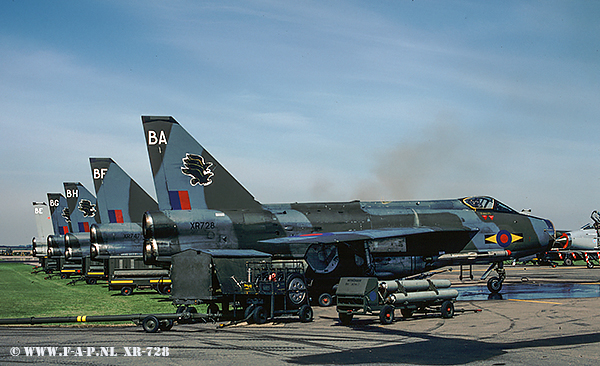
[1,1,599,245]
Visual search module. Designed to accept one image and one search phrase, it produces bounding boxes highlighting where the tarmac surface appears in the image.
[2,264,600,365]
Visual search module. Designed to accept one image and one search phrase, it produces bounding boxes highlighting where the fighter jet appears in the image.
[551,211,600,268]
[141,116,555,300]
[31,201,53,270]
[85,157,170,293]
[45,193,72,274]
[89,157,158,259]
[52,183,99,278]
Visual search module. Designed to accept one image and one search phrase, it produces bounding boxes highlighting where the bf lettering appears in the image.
[93,168,108,180]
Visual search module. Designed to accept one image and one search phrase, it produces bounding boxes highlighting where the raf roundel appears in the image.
[497,230,511,247]
[485,230,523,248]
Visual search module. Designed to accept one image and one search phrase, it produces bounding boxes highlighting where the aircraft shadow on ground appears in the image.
[288,320,600,365]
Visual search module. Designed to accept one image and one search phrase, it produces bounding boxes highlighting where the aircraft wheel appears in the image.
[564,257,573,266]
[60,274,67,279]
[339,312,353,326]
[159,319,174,331]
[318,293,333,307]
[299,304,313,323]
[253,306,268,324]
[379,305,395,325]
[401,308,413,318]
[142,316,160,333]
[441,300,455,318]
[121,286,133,296]
[86,278,97,285]
[587,262,594,269]
[487,277,502,293]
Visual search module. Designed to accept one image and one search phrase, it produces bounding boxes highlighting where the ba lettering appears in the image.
[148,130,168,145]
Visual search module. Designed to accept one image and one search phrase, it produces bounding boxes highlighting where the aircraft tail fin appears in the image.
[142,116,261,211]
[90,158,158,224]
[63,182,99,233]
[47,193,72,235]
[33,201,54,240]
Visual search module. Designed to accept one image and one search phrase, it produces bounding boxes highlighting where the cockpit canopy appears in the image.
[462,196,516,213]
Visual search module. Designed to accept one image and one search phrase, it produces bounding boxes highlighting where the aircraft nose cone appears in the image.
[554,233,570,249]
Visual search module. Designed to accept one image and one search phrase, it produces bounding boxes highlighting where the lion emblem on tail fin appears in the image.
[181,153,214,187]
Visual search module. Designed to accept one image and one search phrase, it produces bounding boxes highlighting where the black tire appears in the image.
[286,273,308,308]
[318,293,333,307]
[564,257,573,266]
[339,312,353,326]
[60,274,67,279]
[121,286,133,296]
[159,319,174,331]
[401,308,413,318]
[244,304,256,324]
[253,305,267,324]
[587,261,594,269]
[86,278,97,285]
[441,300,454,318]
[379,305,395,325]
[142,316,160,333]
[176,306,197,324]
[207,303,219,315]
[299,304,313,323]
[487,277,502,293]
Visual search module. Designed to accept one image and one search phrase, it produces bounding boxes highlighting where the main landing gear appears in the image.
[482,261,506,293]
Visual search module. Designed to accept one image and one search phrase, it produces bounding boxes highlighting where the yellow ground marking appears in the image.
[507,299,563,305]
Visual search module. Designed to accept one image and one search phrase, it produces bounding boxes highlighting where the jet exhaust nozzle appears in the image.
[142,211,178,240]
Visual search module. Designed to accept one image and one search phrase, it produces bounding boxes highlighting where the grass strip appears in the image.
[0,262,178,322]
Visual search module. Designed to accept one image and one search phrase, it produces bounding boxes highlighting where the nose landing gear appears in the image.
[482,262,506,293]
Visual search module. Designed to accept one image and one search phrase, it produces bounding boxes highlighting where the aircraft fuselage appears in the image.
[142,196,554,279]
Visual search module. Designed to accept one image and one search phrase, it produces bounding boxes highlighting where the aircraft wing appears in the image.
[261,227,478,257]
[261,227,477,276]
